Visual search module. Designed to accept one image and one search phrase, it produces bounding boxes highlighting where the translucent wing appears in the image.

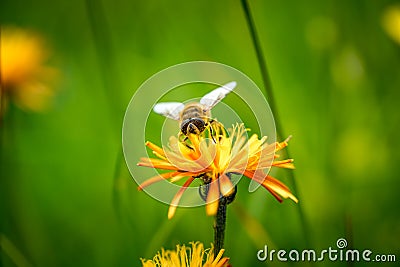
[153,102,185,120]
[200,81,237,111]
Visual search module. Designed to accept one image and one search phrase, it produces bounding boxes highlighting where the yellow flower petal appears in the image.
[137,158,179,170]
[219,174,234,196]
[141,242,230,267]
[145,141,165,157]
[272,159,295,169]
[206,181,220,216]
[168,177,195,219]
[138,171,180,190]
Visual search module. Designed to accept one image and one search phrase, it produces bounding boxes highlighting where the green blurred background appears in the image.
[1,0,400,266]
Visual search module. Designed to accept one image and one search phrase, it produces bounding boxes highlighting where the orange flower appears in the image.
[138,123,298,219]
[0,26,58,113]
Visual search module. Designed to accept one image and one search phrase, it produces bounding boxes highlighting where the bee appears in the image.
[153,81,237,141]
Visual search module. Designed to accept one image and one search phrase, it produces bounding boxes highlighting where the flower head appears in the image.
[382,4,400,45]
[138,123,298,218]
[141,242,229,267]
[1,26,58,113]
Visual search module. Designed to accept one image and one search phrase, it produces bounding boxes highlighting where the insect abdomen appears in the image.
[181,104,204,121]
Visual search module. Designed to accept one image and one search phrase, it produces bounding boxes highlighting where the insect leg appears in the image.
[198,183,209,202]
[179,131,194,150]
[208,123,217,143]
[208,119,223,143]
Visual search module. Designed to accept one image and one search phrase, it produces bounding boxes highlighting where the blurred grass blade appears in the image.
[144,212,182,258]
[85,0,135,233]
[232,204,289,267]
[240,0,312,249]
[232,203,277,249]
[112,148,140,230]
[0,234,33,267]
[240,0,275,112]
[112,149,126,221]
[85,0,124,127]
[0,88,6,126]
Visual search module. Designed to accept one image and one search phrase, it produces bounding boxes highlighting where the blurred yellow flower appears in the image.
[382,5,400,45]
[141,242,230,267]
[138,123,297,219]
[0,26,58,113]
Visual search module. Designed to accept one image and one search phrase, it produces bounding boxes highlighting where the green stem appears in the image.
[240,0,276,116]
[213,196,227,256]
[240,0,312,249]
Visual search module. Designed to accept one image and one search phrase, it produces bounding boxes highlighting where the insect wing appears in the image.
[153,102,185,120]
[200,81,237,111]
